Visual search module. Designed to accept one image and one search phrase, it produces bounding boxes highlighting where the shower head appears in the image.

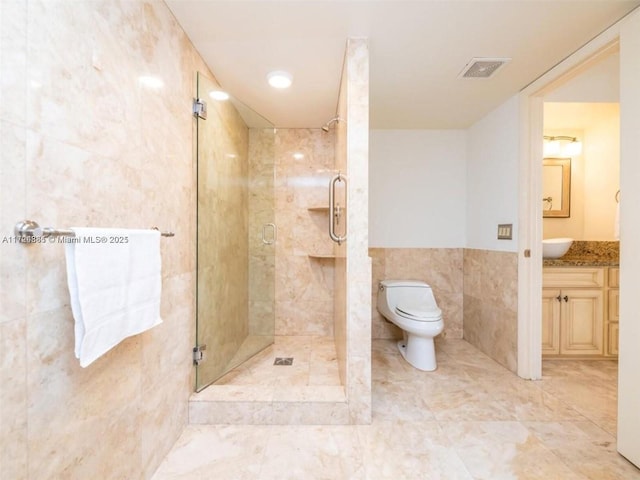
[321,116,342,132]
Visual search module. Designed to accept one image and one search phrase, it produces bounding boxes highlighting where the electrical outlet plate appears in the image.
[497,224,513,240]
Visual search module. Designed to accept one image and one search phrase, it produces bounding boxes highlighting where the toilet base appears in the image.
[397,335,437,371]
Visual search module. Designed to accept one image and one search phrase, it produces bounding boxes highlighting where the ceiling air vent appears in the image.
[458,57,511,79]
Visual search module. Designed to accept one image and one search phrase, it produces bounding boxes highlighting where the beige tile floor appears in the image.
[153,338,640,479]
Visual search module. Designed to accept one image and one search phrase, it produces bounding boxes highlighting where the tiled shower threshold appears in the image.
[189,335,348,425]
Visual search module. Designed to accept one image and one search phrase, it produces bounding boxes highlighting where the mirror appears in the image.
[542,158,571,218]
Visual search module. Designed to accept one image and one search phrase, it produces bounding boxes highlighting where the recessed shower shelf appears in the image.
[308,253,336,259]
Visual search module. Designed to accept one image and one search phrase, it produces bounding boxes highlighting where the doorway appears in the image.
[518,9,640,469]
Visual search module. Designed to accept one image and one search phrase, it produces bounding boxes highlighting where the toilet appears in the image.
[376,280,444,371]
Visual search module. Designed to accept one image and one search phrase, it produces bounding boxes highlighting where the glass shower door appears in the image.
[195,72,275,391]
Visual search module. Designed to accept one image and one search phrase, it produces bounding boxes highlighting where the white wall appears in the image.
[369,130,466,248]
[583,106,620,239]
[466,96,520,252]
[543,103,620,241]
[545,54,619,103]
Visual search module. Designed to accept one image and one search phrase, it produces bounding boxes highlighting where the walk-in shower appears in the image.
[190,38,371,425]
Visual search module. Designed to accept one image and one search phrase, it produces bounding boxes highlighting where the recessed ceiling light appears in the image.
[293,152,304,160]
[210,90,230,101]
[267,70,293,89]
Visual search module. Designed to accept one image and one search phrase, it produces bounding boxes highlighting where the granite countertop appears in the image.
[543,240,619,267]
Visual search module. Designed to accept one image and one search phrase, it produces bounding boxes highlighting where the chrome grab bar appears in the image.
[261,223,277,245]
[329,172,346,245]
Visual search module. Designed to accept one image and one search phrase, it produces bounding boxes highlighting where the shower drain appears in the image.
[274,357,293,366]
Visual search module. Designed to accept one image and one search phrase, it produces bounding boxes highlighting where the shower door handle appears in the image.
[262,223,276,245]
[329,172,347,245]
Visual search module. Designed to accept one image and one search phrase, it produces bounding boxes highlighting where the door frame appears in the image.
[518,7,640,467]
[517,26,622,381]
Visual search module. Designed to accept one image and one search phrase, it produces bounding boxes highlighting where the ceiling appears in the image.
[166,0,640,129]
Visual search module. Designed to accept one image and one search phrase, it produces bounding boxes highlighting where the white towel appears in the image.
[614,202,620,240]
[65,228,162,367]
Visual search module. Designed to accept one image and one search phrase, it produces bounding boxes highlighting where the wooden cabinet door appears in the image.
[542,289,561,355]
[608,289,620,322]
[608,322,619,356]
[560,289,604,355]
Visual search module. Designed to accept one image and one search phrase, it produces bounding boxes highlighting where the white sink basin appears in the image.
[543,238,573,259]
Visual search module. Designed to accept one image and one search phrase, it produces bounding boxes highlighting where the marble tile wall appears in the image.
[273,129,336,336]
[338,38,372,424]
[369,248,464,340]
[0,1,215,477]
[463,249,519,373]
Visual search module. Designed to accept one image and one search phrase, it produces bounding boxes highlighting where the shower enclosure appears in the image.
[194,72,276,391]
[191,38,371,425]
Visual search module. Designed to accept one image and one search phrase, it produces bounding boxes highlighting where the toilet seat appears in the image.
[395,299,441,322]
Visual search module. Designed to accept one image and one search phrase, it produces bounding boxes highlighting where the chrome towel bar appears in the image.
[14,220,175,240]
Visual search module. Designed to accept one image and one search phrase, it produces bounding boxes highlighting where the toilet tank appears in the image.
[377,280,435,318]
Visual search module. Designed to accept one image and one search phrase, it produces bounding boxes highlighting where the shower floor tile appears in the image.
[214,335,341,388]
[190,336,344,406]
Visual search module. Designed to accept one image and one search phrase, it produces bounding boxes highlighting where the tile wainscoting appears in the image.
[370,248,518,373]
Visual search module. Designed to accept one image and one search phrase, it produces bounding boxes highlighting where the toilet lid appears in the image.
[396,299,441,321]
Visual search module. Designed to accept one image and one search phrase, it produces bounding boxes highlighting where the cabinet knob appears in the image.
[563,295,569,302]
[556,295,562,302]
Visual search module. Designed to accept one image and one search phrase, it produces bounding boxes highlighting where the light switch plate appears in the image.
[497,224,513,240]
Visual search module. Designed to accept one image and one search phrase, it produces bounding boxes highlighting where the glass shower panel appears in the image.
[195,72,275,391]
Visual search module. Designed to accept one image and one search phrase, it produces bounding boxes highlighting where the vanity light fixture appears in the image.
[543,135,582,157]
[267,70,293,89]
[210,90,230,101]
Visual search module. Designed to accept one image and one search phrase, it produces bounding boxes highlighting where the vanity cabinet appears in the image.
[542,267,606,357]
[606,267,619,356]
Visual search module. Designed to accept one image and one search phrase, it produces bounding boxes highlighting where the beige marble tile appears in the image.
[2,0,213,476]
[370,248,464,340]
[25,307,142,477]
[143,273,194,391]
[271,385,345,402]
[0,318,28,479]
[463,249,518,372]
[157,340,630,479]
[357,421,472,479]
[0,121,27,325]
[484,378,588,422]
[151,425,270,480]
[259,425,363,479]
[0,0,28,127]
[372,379,436,422]
[274,129,335,337]
[189,401,275,425]
[141,369,191,476]
[442,421,585,480]
[525,421,640,479]
[270,401,351,425]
